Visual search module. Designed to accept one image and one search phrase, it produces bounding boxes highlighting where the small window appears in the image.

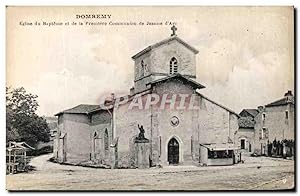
[285,111,289,119]
[241,139,245,149]
[261,128,267,139]
[262,113,266,121]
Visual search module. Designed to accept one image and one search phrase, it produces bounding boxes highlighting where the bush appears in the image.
[28,145,53,156]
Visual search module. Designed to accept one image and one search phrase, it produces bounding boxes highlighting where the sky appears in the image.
[6,6,294,116]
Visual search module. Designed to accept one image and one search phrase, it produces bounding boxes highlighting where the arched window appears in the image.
[92,131,98,160]
[169,57,178,74]
[141,60,145,77]
[104,129,109,151]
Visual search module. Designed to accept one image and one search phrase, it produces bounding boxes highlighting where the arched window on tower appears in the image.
[141,60,145,77]
[169,57,178,74]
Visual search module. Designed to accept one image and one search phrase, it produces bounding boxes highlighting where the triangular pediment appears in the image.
[132,35,199,59]
[146,74,205,90]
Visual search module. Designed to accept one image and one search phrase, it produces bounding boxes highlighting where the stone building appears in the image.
[235,109,257,154]
[253,91,295,155]
[236,91,295,156]
[54,27,240,168]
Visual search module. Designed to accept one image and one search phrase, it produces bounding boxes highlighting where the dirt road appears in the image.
[6,154,294,191]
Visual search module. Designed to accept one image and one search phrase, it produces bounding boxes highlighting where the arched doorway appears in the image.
[168,138,179,165]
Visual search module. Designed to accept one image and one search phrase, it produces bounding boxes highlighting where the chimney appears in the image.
[130,87,135,96]
[284,90,293,103]
[104,93,115,106]
[284,90,293,97]
[257,106,264,112]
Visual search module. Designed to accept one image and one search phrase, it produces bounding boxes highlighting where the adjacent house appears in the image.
[235,109,258,153]
[254,91,295,155]
[237,91,295,156]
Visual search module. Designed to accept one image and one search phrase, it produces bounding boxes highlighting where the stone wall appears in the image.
[153,80,196,165]
[151,39,196,77]
[90,124,112,165]
[133,75,153,94]
[114,79,239,167]
[133,51,152,94]
[253,111,266,154]
[207,158,234,166]
[198,96,233,144]
[90,110,112,164]
[56,115,64,162]
[133,38,196,94]
[62,114,91,164]
[230,114,239,142]
[264,104,294,141]
[134,51,151,80]
[235,128,255,153]
[253,103,294,155]
[114,98,152,168]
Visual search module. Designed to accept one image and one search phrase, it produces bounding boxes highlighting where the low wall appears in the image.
[207,158,234,166]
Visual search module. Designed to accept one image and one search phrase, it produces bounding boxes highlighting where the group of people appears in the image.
[267,139,294,158]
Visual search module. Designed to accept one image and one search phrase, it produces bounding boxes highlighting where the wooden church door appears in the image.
[168,138,179,164]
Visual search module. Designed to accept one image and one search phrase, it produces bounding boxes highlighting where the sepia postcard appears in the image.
[6,6,295,191]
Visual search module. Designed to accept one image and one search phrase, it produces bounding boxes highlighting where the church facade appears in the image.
[54,28,240,168]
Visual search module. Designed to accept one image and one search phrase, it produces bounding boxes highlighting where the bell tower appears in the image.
[131,26,198,94]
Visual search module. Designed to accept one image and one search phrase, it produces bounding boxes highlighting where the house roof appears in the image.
[131,35,199,59]
[240,109,259,118]
[238,117,255,129]
[265,97,294,107]
[55,104,100,116]
[147,74,205,89]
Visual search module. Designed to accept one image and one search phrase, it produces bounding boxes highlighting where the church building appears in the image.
[54,26,240,168]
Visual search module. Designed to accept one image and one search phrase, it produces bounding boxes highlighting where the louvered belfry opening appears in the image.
[169,57,178,74]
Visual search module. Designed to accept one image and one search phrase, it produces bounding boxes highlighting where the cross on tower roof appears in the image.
[171,25,177,36]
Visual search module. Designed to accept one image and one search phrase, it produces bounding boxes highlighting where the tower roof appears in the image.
[131,35,199,60]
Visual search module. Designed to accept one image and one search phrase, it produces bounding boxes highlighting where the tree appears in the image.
[6,87,39,116]
[6,87,50,147]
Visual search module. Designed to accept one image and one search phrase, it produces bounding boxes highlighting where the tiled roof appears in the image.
[266,97,294,107]
[238,117,255,129]
[240,109,259,118]
[55,104,100,116]
[132,35,199,59]
[147,74,205,89]
[196,92,240,117]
